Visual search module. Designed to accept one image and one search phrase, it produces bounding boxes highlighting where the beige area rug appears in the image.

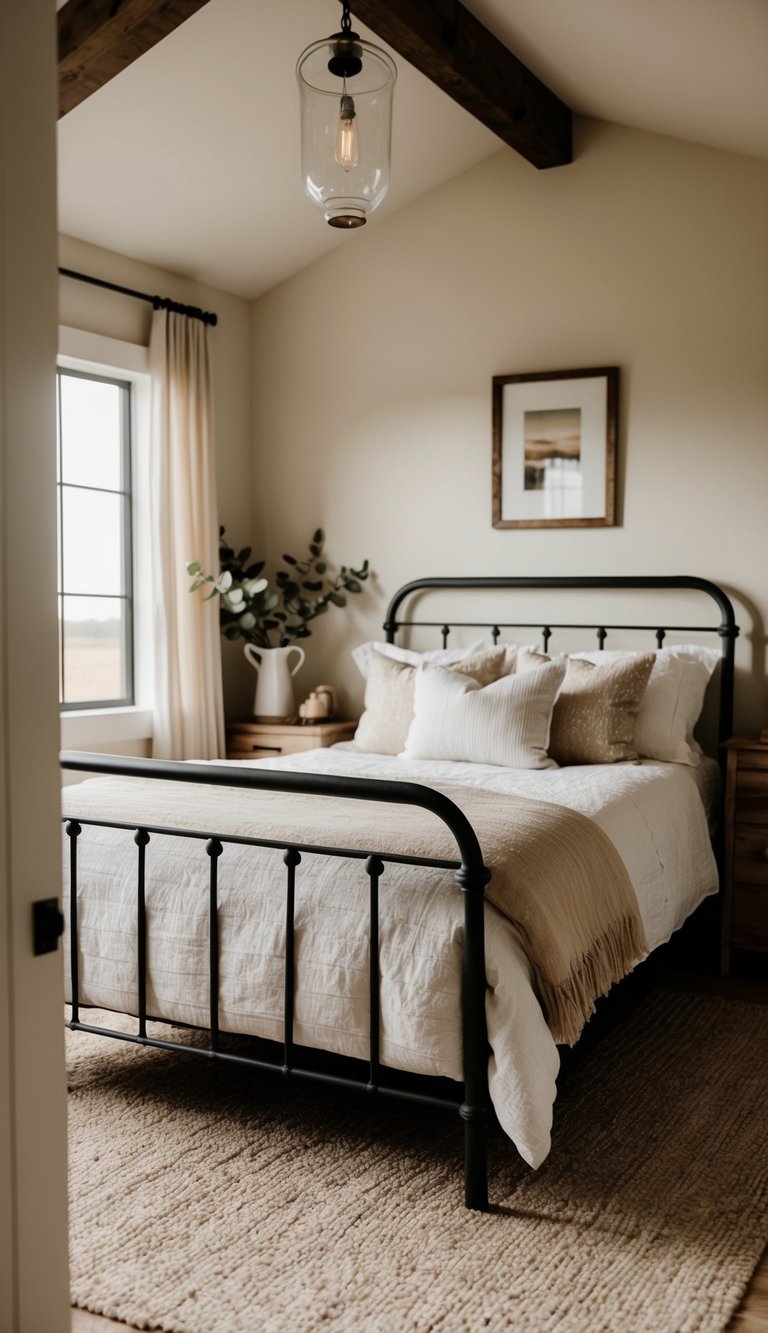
[67,991,768,1333]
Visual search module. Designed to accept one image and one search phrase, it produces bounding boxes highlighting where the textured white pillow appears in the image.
[571,645,720,765]
[353,645,511,756]
[401,659,566,769]
[351,639,487,680]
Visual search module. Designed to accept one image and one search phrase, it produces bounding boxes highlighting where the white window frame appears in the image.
[58,326,153,748]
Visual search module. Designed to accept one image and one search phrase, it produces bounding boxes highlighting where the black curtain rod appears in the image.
[58,267,218,327]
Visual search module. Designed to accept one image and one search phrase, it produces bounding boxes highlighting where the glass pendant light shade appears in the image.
[297,27,396,229]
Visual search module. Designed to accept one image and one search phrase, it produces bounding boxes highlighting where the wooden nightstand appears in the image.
[721,736,768,974]
[226,718,357,760]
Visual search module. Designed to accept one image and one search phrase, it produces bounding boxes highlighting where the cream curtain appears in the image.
[149,308,224,760]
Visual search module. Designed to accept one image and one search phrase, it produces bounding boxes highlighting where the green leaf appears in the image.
[283,580,299,600]
[313,528,324,545]
[186,560,201,576]
[309,544,320,557]
[283,554,297,566]
[244,576,268,597]
[224,626,241,640]
[216,570,233,592]
[238,611,256,631]
[303,580,323,591]
[237,547,251,564]
[315,561,326,574]
[263,592,280,612]
[344,578,361,594]
[327,591,346,608]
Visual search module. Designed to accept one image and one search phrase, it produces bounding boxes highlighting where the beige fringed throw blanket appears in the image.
[63,776,647,1047]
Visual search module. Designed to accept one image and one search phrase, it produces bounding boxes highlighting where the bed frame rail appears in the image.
[60,753,492,1210]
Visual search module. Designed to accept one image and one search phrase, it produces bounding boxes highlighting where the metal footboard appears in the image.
[60,752,492,1211]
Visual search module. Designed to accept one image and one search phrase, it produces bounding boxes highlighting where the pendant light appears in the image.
[297,1,397,229]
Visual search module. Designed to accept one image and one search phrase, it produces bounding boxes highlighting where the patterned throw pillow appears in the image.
[548,655,655,765]
[519,644,719,765]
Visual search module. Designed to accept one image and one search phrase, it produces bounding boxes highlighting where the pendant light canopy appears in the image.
[297,1,396,229]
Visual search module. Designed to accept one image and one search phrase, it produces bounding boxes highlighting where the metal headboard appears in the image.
[383,575,739,750]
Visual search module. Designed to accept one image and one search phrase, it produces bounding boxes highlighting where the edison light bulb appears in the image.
[335,93,359,171]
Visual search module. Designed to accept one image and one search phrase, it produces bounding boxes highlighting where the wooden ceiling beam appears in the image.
[351,0,572,169]
[58,0,212,118]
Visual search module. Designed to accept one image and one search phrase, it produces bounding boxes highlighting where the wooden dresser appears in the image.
[721,736,768,974]
[226,718,358,760]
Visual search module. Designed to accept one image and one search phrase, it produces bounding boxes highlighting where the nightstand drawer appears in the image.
[722,736,768,972]
[732,885,768,952]
[227,735,317,757]
[737,749,768,772]
[734,825,768,885]
[735,770,768,823]
[225,719,358,761]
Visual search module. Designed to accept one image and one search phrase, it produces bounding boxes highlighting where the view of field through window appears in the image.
[57,370,132,706]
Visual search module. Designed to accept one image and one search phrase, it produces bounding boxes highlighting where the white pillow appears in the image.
[352,645,511,756]
[572,645,720,765]
[351,639,487,680]
[401,659,566,769]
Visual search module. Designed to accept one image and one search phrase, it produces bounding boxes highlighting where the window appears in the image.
[56,368,134,709]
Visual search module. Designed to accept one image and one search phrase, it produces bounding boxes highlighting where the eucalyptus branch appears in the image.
[187,528,370,649]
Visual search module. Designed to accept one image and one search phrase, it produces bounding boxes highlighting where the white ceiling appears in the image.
[57,0,768,301]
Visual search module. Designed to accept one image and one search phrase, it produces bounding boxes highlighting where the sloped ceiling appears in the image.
[57,0,768,299]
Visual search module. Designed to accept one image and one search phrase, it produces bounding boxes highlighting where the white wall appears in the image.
[250,119,768,732]
[58,234,256,721]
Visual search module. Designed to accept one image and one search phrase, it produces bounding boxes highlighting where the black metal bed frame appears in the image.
[61,575,738,1211]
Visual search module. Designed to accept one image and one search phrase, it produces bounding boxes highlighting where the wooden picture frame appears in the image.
[492,367,618,529]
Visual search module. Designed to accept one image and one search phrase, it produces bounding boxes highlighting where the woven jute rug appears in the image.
[67,991,768,1333]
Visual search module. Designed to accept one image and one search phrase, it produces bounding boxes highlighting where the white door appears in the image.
[0,2,71,1329]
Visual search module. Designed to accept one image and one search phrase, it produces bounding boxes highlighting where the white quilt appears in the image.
[62,749,719,1169]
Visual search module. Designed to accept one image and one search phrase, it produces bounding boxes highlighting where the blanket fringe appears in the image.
[538,915,649,1047]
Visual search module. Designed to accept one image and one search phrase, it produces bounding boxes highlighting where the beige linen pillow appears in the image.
[401,659,566,769]
[548,654,655,765]
[353,645,510,755]
[351,639,486,679]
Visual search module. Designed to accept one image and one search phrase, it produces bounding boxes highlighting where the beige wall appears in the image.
[250,119,768,732]
[58,234,255,718]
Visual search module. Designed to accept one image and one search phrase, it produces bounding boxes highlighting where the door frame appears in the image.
[0,2,71,1328]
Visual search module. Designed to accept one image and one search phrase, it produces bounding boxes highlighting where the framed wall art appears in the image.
[492,366,618,528]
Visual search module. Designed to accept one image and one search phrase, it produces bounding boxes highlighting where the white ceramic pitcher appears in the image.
[243,643,305,720]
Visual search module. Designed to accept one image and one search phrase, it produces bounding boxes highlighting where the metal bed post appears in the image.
[457,861,491,1211]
